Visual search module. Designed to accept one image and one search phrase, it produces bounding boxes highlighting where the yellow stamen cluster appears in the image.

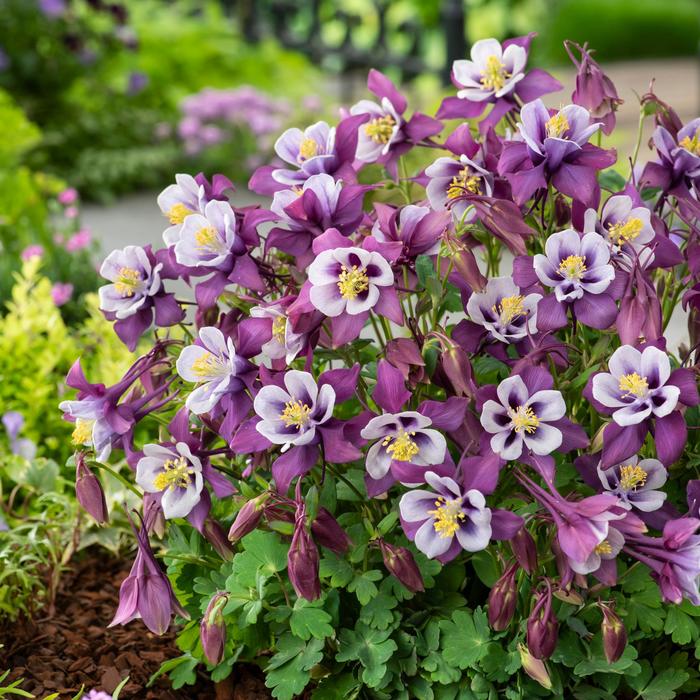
[299,137,319,160]
[191,352,224,378]
[167,203,192,225]
[153,456,194,491]
[72,418,94,445]
[365,115,396,144]
[607,218,643,245]
[679,129,700,156]
[595,540,613,555]
[618,372,649,399]
[280,399,312,430]
[429,496,466,538]
[492,294,525,325]
[619,464,648,491]
[383,430,420,462]
[480,54,510,92]
[194,225,221,251]
[545,111,570,139]
[272,315,287,344]
[114,267,141,298]
[558,254,587,280]
[337,265,370,300]
[447,167,482,199]
[509,405,540,434]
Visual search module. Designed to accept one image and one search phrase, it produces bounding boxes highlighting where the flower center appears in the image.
[191,352,226,379]
[167,203,192,225]
[428,496,466,539]
[447,167,482,199]
[558,254,587,280]
[619,464,648,491]
[492,294,525,325]
[280,399,312,430]
[607,217,643,245]
[509,405,540,434]
[72,418,94,445]
[595,540,612,555]
[272,315,287,343]
[545,111,570,139]
[194,225,225,253]
[365,114,396,144]
[480,54,509,92]
[152,455,194,491]
[114,267,141,298]
[299,137,318,160]
[337,264,370,300]
[383,430,420,462]
[679,129,700,156]
[618,372,648,399]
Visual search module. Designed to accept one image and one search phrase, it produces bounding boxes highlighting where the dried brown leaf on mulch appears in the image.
[0,551,271,699]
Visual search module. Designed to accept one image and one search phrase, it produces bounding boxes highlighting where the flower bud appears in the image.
[228,493,269,542]
[510,526,537,574]
[452,244,487,292]
[526,582,558,659]
[378,539,424,593]
[75,452,108,524]
[385,338,425,380]
[441,345,476,398]
[200,592,228,666]
[487,561,518,631]
[288,499,321,601]
[203,519,234,560]
[311,508,352,555]
[599,602,627,663]
[518,644,552,690]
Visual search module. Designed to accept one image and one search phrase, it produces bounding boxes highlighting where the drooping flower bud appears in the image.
[75,452,108,524]
[228,493,269,542]
[452,244,487,292]
[441,344,476,398]
[378,539,424,593]
[311,508,352,555]
[200,592,228,666]
[510,526,537,574]
[288,487,321,601]
[526,581,558,659]
[518,644,552,690]
[203,519,234,560]
[599,601,627,663]
[487,561,518,631]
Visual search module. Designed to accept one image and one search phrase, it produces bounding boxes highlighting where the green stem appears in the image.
[92,462,143,498]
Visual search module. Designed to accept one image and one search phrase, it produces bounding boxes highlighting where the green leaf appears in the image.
[439,609,491,670]
[312,673,361,700]
[358,593,398,630]
[290,600,334,640]
[241,530,288,575]
[664,606,698,645]
[573,643,639,677]
[336,624,398,688]
[319,554,354,587]
[347,569,382,605]
[415,255,436,286]
[266,634,325,700]
[636,669,690,700]
[470,550,500,588]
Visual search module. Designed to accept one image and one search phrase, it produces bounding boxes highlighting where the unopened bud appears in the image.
[510,527,537,574]
[378,539,424,593]
[526,582,558,659]
[599,602,627,663]
[441,345,475,397]
[452,245,487,291]
[75,452,108,524]
[228,493,269,542]
[288,500,321,601]
[203,519,233,560]
[518,644,552,690]
[312,508,352,555]
[487,561,518,631]
[200,592,228,665]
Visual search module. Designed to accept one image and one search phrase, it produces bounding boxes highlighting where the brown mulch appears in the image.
[0,552,271,699]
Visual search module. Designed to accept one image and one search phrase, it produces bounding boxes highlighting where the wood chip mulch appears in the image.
[0,551,271,699]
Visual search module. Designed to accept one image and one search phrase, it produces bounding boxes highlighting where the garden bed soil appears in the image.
[0,551,271,699]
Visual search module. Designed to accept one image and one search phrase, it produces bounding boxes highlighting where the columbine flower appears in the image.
[569,525,624,576]
[136,442,204,519]
[598,455,667,512]
[176,326,252,416]
[372,204,450,258]
[2,411,36,460]
[351,97,402,164]
[591,345,679,426]
[466,276,541,344]
[254,370,335,450]
[399,471,492,562]
[360,412,446,483]
[250,299,306,364]
[157,173,205,242]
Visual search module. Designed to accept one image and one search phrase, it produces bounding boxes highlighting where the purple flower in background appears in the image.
[57,187,78,205]
[400,471,492,562]
[254,371,335,450]
[466,276,541,344]
[361,412,446,483]
[176,326,251,415]
[38,0,66,19]
[136,442,204,519]
[598,455,667,512]
[480,374,566,460]
[21,245,44,261]
[2,411,36,460]
[498,100,616,207]
[157,174,205,243]
[643,118,700,197]
[51,282,74,307]
[66,228,92,252]
[127,71,149,96]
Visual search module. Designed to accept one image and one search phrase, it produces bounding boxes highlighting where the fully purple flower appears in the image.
[110,514,189,635]
[498,100,616,208]
[598,455,667,513]
[399,471,492,562]
[466,276,541,344]
[136,442,204,519]
[372,204,450,258]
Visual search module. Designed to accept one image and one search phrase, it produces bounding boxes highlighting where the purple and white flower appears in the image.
[157,174,205,243]
[350,97,403,164]
[98,246,163,320]
[176,327,251,415]
[250,301,306,363]
[254,371,335,450]
[480,374,566,460]
[598,455,667,512]
[466,276,541,344]
[569,525,624,575]
[273,121,338,186]
[360,412,446,482]
[591,345,679,426]
[136,442,204,519]
[400,471,492,561]
[308,246,394,317]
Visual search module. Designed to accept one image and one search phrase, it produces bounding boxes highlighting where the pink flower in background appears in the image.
[51,282,74,307]
[58,187,78,205]
[65,206,79,219]
[21,245,44,261]
[66,228,92,252]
